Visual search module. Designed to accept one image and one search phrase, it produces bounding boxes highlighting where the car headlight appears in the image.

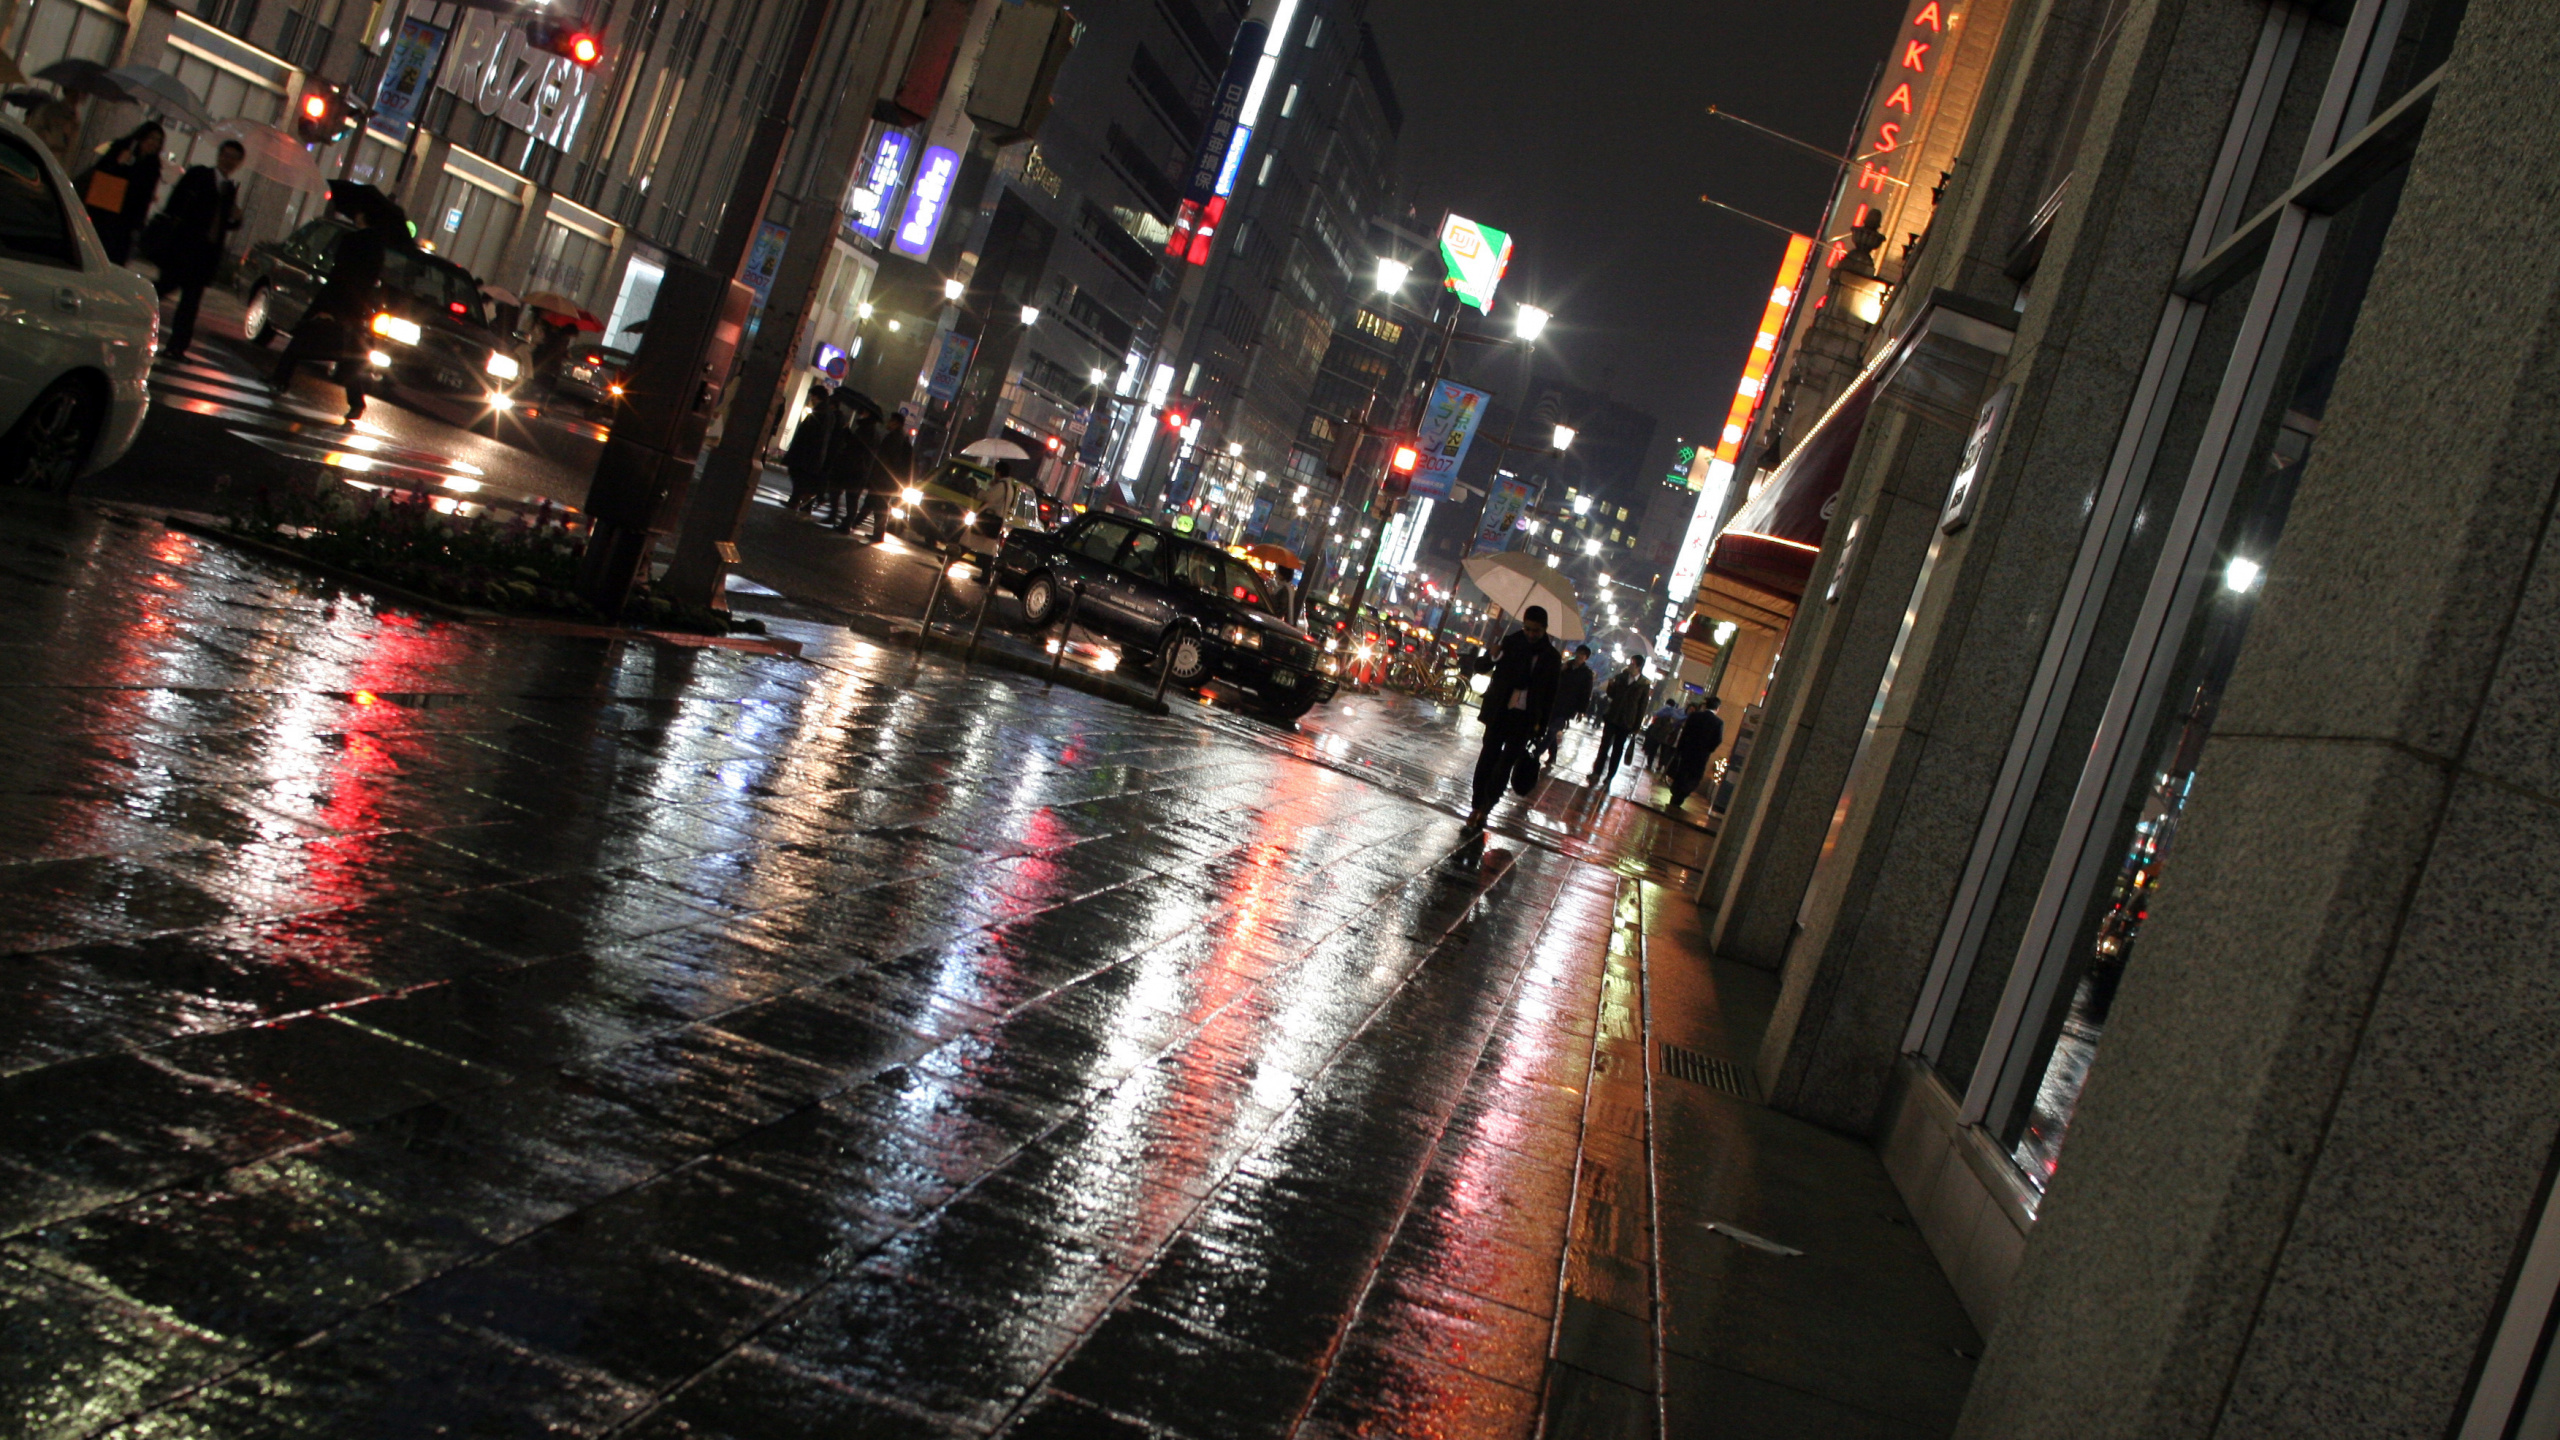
[484,351,520,381]
[901,487,925,506]
[487,391,514,410]
[961,511,977,526]
[370,312,421,345]
[366,349,393,368]
[1223,625,1262,649]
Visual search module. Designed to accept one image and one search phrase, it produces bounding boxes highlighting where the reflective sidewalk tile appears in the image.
[0,503,1678,1438]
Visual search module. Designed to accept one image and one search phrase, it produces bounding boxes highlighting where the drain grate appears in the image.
[1662,1043,1756,1100]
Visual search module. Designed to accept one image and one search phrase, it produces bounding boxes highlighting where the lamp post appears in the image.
[922,284,1038,471]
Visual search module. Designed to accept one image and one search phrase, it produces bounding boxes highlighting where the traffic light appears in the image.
[292,84,357,144]
[524,17,602,66]
[1163,409,1187,431]
[1382,441,1420,498]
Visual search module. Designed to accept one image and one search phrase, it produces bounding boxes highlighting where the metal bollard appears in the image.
[1151,629,1181,706]
[961,526,1005,669]
[915,539,959,653]
[1044,581,1082,687]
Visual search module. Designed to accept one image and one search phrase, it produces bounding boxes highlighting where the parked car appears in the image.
[236,216,528,429]
[997,512,1340,720]
[542,341,630,410]
[0,114,157,489]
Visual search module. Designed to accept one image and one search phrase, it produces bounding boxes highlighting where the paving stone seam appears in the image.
[1287,856,1623,1437]
[1532,873,1648,1440]
[596,827,1519,1436]
[1634,878,1670,1440]
[1260,852,1601,1439]
[985,842,1557,1437]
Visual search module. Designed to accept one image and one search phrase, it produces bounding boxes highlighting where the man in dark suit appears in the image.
[1465,605,1562,833]
[152,139,244,361]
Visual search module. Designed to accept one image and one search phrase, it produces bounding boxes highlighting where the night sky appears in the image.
[1365,0,1908,460]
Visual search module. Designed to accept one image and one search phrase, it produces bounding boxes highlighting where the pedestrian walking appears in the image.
[781,388,836,514]
[1642,699,1682,771]
[1667,697,1726,810]
[74,122,164,266]
[833,411,888,534]
[1540,645,1595,766]
[1595,657,1651,783]
[145,138,244,361]
[1464,605,1561,833]
[271,204,403,422]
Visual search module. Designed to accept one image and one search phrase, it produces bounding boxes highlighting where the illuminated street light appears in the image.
[1553,424,1577,451]
[942,277,966,302]
[1019,304,1040,324]
[1089,367,1108,384]
[1514,304,1551,341]
[1375,256,1411,293]
[857,301,874,319]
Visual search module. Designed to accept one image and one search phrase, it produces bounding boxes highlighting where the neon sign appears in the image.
[892,144,960,259]
[1828,0,1946,268]
[848,130,913,243]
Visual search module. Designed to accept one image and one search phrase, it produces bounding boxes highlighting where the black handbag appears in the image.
[1510,749,1540,796]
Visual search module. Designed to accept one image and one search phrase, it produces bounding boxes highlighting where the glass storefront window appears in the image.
[2003,161,2411,1198]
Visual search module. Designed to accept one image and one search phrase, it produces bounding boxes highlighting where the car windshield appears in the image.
[935,463,990,499]
[1221,556,1283,615]
[383,247,488,325]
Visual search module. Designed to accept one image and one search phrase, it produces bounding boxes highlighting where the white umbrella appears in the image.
[959,437,1033,463]
[208,120,324,192]
[106,65,214,129]
[1462,551,1585,641]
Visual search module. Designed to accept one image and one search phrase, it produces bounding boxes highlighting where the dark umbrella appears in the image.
[34,59,130,102]
[327,179,394,221]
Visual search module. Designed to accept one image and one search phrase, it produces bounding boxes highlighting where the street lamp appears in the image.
[1553,423,1578,451]
[1019,304,1040,324]
[1375,256,1411,294]
[1089,367,1108,385]
[942,277,966,302]
[1514,304,1551,341]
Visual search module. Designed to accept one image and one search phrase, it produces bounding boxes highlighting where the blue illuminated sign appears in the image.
[893,144,961,259]
[848,130,914,243]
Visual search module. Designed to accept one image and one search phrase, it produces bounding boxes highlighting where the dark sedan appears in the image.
[236,217,529,429]
[999,513,1339,720]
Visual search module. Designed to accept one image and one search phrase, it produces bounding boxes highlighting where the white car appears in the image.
[0,113,157,490]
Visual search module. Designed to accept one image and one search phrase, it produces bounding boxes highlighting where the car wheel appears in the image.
[1163,624,1211,686]
[1266,694,1318,723]
[243,284,276,345]
[1017,570,1063,627]
[0,377,104,494]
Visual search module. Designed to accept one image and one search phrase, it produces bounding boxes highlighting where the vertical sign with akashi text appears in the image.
[1830,0,1954,268]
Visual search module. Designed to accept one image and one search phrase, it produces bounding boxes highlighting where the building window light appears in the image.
[1281,84,1299,118]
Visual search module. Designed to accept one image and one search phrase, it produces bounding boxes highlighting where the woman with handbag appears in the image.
[74,122,164,266]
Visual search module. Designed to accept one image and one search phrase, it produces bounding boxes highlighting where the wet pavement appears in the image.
[0,496,1709,1437]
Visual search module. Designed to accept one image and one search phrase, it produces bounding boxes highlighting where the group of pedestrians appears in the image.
[782,388,914,541]
[69,121,246,361]
[1462,610,1729,833]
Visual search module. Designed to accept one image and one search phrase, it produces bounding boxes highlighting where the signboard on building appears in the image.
[373,17,447,139]
[847,130,914,244]
[1167,19,1266,266]
[924,329,975,403]
[744,222,789,305]
[893,144,961,259]
[1439,215,1514,314]
[1714,233,1814,468]
[1412,379,1489,501]
[1473,474,1534,555]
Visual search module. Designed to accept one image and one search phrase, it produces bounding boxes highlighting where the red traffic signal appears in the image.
[292,84,350,144]
[1163,410,1187,431]
[524,18,602,66]
[1390,444,1420,474]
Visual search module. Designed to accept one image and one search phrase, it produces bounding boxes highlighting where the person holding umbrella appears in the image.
[1465,605,1561,834]
[271,202,405,422]
[146,138,243,360]
[74,121,164,265]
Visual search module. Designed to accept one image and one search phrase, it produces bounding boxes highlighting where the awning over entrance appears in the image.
[1703,293,2015,604]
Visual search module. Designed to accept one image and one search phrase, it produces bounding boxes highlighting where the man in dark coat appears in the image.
[1668,697,1726,810]
[1596,657,1652,784]
[271,205,401,421]
[781,387,836,514]
[827,411,882,533]
[1539,645,1595,766]
[1466,605,1562,832]
[151,138,243,360]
